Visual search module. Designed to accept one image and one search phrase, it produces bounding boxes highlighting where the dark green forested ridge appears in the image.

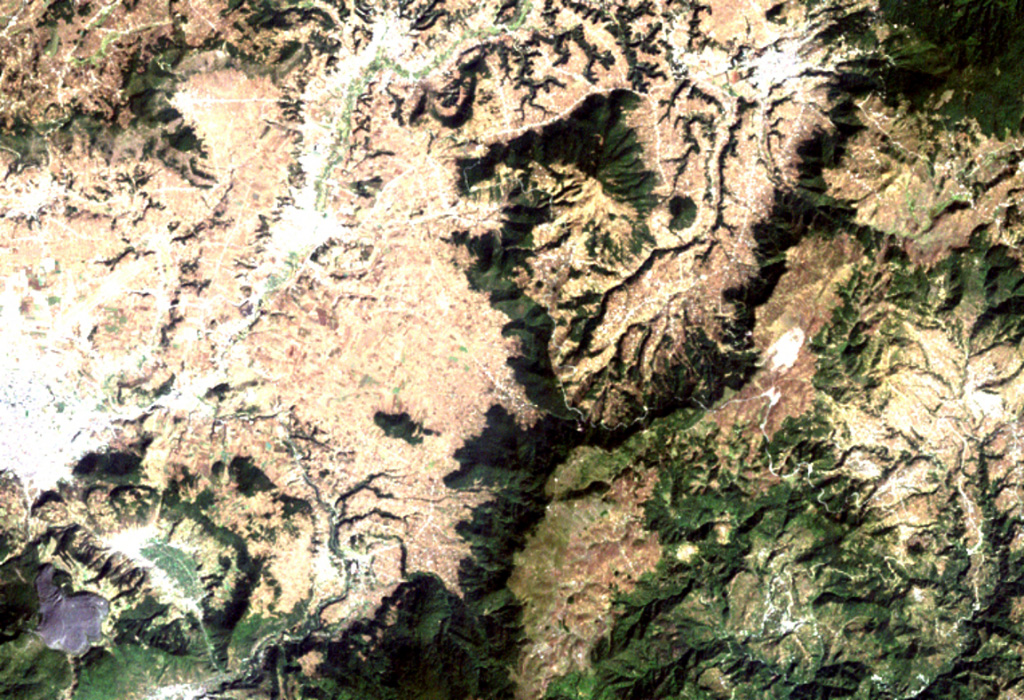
[544,231,1024,699]
[872,0,1024,136]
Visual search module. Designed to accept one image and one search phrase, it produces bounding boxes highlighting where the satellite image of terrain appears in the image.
[3,0,1024,697]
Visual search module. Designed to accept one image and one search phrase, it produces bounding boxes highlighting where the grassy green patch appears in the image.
[139,540,202,603]
[74,643,204,700]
